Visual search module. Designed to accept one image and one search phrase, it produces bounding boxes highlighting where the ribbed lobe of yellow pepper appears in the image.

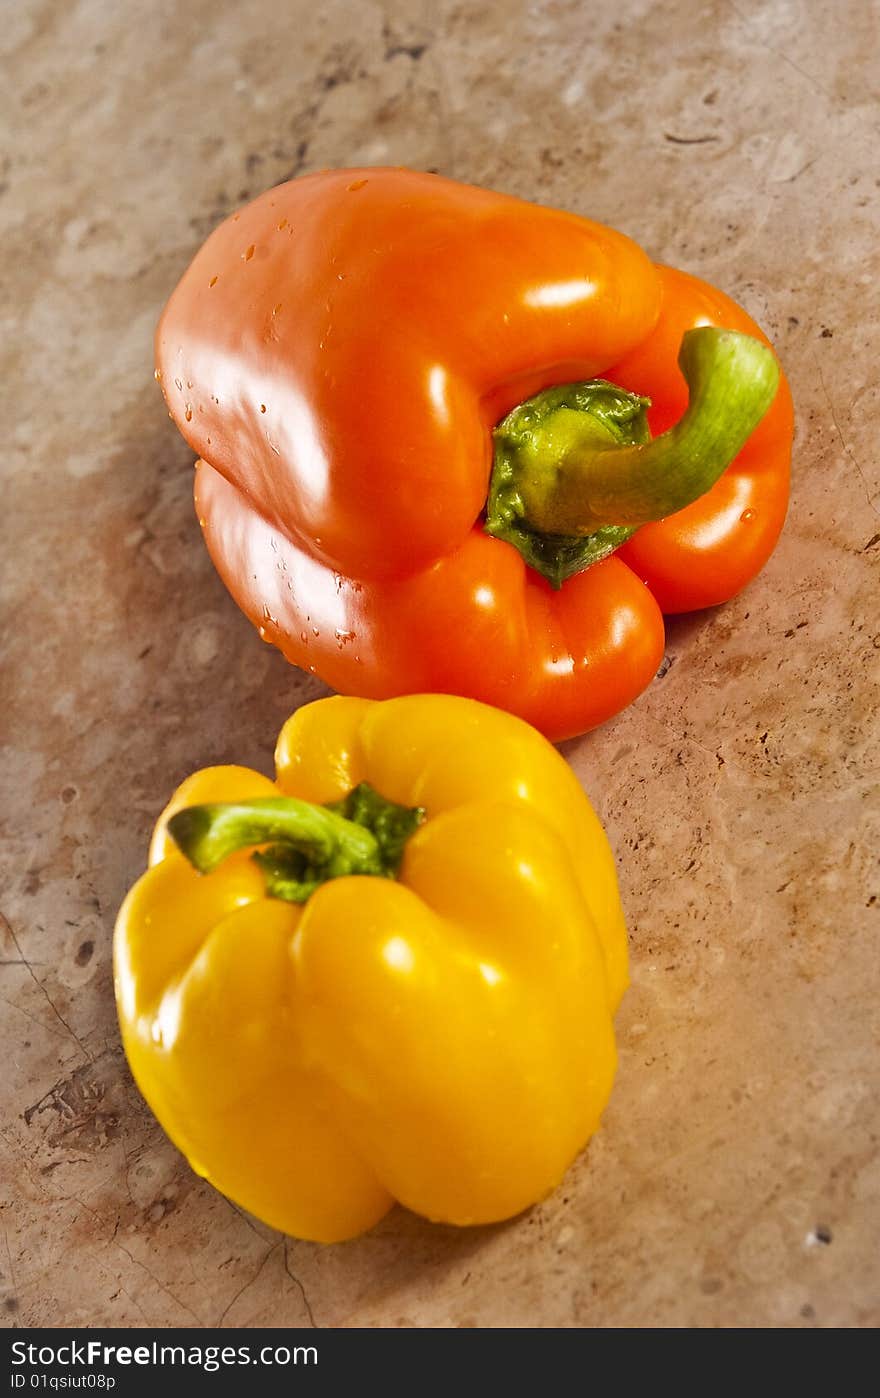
[114,695,628,1242]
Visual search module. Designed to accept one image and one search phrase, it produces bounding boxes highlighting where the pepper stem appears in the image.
[485,328,780,587]
[168,783,424,904]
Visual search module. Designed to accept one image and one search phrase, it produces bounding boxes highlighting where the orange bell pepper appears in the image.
[156,169,793,740]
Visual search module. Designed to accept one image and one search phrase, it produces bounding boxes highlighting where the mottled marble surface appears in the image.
[2,0,878,1328]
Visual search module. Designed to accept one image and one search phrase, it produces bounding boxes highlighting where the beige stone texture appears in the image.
[2,0,878,1329]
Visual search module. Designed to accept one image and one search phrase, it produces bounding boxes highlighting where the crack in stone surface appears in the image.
[816,359,880,520]
[284,1240,318,1328]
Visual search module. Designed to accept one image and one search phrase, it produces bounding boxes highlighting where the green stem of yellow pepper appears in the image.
[168,783,424,904]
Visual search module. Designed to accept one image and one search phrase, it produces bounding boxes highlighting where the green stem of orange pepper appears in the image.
[486,327,780,587]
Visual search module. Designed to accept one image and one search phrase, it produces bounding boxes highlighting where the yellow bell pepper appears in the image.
[114,694,628,1242]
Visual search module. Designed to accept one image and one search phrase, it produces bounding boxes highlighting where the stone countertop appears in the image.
[2,0,878,1329]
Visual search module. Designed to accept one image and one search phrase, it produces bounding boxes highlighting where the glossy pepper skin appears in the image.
[114,695,628,1243]
[156,169,793,741]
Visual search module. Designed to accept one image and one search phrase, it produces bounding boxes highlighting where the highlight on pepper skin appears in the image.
[156,168,794,741]
[113,694,629,1243]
